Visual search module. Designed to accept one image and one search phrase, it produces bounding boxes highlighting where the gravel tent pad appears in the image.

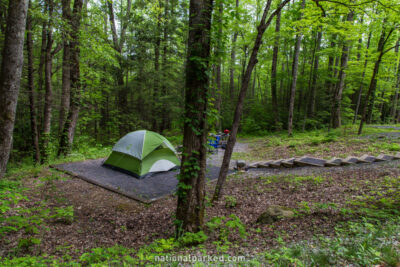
[52,159,229,203]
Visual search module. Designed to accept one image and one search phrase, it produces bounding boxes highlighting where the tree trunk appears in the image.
[212,0,290,201]
[288,0,305,137]
[309,29,322,117]
[271,10,281,130]
[301,30,318,130]
[0,0,28,178]
[41,0,54,163]
[58,0,83,156]
[358,27,394,135]
[229,0,238,101]
[353,31,372,124]
[214,0,223,131]
[391,40,400,122]
[325,34,336,97]
[176,0,213,234]
[107,0,132,135]
[59,0,71,135]
[37,21,47,131]
[161,0,170,132]
[26,0,40,164]
[152,3,161,131]
[331,11,354,129]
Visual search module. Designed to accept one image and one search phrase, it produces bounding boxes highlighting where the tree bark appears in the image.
[288,0,305,137]
[214,0,223,131]
[271,10,281,130]
[58,0,83,156]
[309,29,322,117]
[358,27,394,135]
[391,40,400,122]
[176,0,213,234]
[107,0,132,135]
[0,0,28,178]
[37,20,47,131]
[331,11,354,129]
[325,34,336,97]
[229,0,238,101]
[59,0,71,135]
[152,2,162,131]
[41,0,54,163]
[353,31,371,124]
[26,0,40,164]
[161,0,170,132]
[212,0,290,201]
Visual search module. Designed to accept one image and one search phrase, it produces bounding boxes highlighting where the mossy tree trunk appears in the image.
[176,0,213,234]
[26,0,41,164]
[58,0,83,156]
[0,0,28,178]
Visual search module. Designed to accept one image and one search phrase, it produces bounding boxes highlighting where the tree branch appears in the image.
[119,0,132,50]
[107,0,120,52]
[261,0,291,31]
[383,43,400,55]
[51,42,63,56]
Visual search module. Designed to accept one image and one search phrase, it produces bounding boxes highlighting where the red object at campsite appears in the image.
[224,129,230,134]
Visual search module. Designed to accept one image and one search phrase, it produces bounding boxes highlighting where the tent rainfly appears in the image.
[103,130,180,179]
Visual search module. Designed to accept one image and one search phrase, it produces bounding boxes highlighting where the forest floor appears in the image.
[1,125,400,265]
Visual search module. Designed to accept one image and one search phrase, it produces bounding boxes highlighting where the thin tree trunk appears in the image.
[99,15,109,142]
[353,31,372,124]
[378,89,385,121]
[152,2,161,131]
[279,61,285,109]
[41,0,54,163]
[37,21,47,132]
[302,30,318,131]
[58,0,83,156]
[251,65,256,98]
[229,0,238,101]
[59,0,71,135]
[391,40,400,122]
[161,0,169,132]
[325,34,336,97]
[271,10,281,130]
[309,29,322,117]
[26,0,40,164]
[288,0,305,137]
[107,0,132,135]
[358,27,394,135]
[0,0,29,178]
[212,0,290,201]
[215,0,223,131]
[176,0,213,234]
[331,11,354,129]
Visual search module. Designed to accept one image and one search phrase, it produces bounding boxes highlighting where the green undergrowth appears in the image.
[233,125,400,161]
[2,172,400,265]
[0,171,76,260]
[261,217,400,266]
[2,126,400,265]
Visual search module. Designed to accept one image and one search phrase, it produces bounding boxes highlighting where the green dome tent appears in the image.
[103,130,180,179]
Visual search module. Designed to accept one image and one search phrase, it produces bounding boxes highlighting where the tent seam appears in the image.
[141,130,146,160]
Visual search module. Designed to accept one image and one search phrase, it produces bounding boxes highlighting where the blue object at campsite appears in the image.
[209,135,221,149]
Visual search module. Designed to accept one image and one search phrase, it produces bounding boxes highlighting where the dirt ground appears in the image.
[2,152,399,259]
